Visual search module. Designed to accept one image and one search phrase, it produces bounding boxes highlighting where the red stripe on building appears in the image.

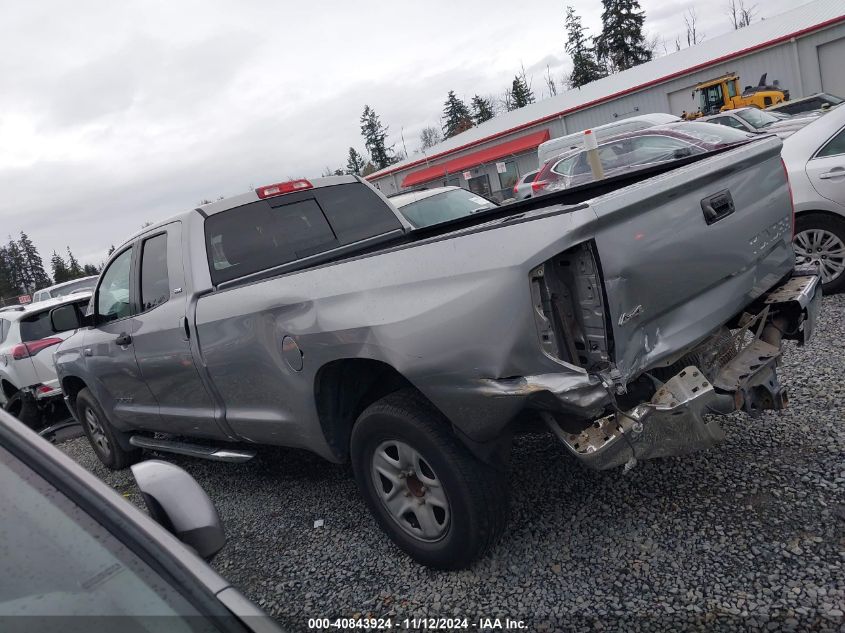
[369,13,845,183]
[402,129,551,187]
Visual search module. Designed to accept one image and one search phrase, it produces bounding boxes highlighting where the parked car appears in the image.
[0,293,91,429]
[701,106,819,138]
[537,113,682,166]
[0,411,278,630]
[55,158,818,569]
[513,169,540,199]
[31,275,99,304]
[390,186,497,228]
[767,92,843,116]
[782,101,845,293]
[532,122,755,194]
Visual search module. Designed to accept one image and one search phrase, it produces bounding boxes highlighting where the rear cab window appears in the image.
[205,183,403,285]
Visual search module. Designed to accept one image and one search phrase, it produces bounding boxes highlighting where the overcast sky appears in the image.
[1,0,810,267]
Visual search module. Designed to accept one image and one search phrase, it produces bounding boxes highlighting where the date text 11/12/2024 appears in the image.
[307,617,527,630]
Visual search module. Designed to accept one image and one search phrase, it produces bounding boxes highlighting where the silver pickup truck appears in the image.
[53,130,820,569]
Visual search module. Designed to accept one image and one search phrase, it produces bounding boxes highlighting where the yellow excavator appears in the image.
[682,72,789,120]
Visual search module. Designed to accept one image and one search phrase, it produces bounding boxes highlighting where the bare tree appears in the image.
[544,65,558,98]
[684,8,704,46]
[419,126,441,151]
[674,35,682,52]
[727,0,757,29]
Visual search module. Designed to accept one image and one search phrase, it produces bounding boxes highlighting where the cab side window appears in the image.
[96,248,133,322]
[140,234,170,312]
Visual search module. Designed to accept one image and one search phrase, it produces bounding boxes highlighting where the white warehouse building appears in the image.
[367,0,845,200]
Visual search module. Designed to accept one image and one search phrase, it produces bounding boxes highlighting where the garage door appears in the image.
[818,37,845,96]
[668,86,698,118]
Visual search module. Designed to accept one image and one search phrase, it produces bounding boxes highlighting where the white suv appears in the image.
[0,293,91,428]
[31,275,98,304]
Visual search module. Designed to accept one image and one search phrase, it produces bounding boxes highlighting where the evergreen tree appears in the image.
[442,91,474,139]
[470,95,495,125]
[565,6,608,88]
[5,238,27,293]
[82,263,100,276]
[360,106,396,170]
[594,0,652,73]
[0,246,18,299]
[66,247,84,278]
[346,148,366,176]
[107,245,115,256]
[18,232,51,290]
[51,251,71,283]
[508,74,535,110]
[361,161,377,177]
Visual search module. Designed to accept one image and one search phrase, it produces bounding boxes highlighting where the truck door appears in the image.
[84,245,159,428]
[130,223,224,438]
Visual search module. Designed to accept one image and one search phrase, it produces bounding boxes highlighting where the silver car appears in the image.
[390,186,496,228]
[782,102,845,293]
[702,107,819,139]
[0,411,278,630]
[512,169,540,199]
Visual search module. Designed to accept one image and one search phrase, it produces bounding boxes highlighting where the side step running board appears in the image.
[129,436,256,463]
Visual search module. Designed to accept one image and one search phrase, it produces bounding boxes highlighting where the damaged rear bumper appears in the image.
[545,270,822,470]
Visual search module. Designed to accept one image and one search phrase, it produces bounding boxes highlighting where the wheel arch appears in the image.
[61,375,89,412]
[1,379,18,400]
[314,358,416,462]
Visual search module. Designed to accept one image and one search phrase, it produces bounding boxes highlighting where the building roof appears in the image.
[368,0,845,182]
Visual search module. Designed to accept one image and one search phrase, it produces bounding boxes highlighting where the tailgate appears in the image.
[590,136,794,378]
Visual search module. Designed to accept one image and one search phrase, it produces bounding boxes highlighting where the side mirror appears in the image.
[50,303,84,332]
[131,460,226,561]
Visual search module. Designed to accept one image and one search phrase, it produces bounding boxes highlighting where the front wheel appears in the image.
[76,388,141,470]
[794,213,845,294]
[350,390,509,569]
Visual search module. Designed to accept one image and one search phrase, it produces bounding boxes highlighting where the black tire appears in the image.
[350,389,509,569]
[794,213,845,294]
[4,391,42,430]
[76,388,141,470]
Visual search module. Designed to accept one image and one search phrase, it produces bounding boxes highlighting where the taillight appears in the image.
[531,180,549,194]
[513,184,518,195]
[780,158,795,237]
[12,337,63,360]
[256,179,313,199]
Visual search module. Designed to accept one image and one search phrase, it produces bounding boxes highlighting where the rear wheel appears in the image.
[794,213,845,294]
[76,388,141,470]
[4,391,41,430]
[350,390,509,569]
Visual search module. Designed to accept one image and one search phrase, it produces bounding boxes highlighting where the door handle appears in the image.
[819,168,845,180]
[115,333,132,346]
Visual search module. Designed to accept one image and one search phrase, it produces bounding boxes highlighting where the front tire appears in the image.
[76,388,141,470]
[350,390,508,569]
[794,213,845,294]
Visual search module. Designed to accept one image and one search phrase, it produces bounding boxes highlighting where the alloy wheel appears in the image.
[794,228,845,284]
[84,407,111,458]
[370,440,450,541]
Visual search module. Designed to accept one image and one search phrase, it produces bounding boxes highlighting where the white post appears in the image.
[584,129,604,182]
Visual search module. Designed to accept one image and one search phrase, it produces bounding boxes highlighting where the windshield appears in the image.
[395,189,497,228]
[735,108,780,129]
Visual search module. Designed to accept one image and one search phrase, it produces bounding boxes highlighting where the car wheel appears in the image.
[76,388,141,470]
[350,389,508,569]
[4,391,41,430]
[794,213,845,294]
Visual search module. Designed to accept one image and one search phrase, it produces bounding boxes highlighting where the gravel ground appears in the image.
[59,295,845,632]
